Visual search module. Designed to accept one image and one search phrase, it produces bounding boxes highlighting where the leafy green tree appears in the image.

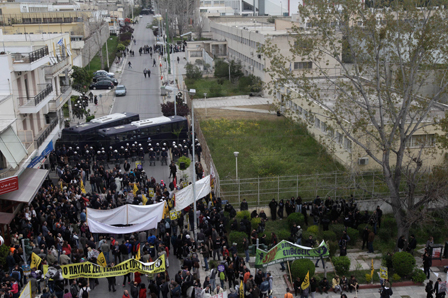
[261,0,448,239]
[71,66,92,91]
[185,63,203,80]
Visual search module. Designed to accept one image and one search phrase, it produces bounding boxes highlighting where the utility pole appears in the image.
[165,10,171,75]
[105,37,110,69]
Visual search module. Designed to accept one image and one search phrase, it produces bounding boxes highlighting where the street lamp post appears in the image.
[234,151,240,204]
[204,92,207,118]
[190,89,197,240]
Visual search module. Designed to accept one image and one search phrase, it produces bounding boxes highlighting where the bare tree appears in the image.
[261,0,448,238]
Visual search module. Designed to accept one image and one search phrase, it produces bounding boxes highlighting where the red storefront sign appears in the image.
[0,176,19,195]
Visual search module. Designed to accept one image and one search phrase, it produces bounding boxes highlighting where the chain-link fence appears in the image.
[218,171,425,207]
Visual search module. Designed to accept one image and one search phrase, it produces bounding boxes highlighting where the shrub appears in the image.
[412,270,427,283]
[0,245,10,269]
[117,43,126,51]
[322,230,337,242]
[251,217,261,230]
[287,213,304,228]
[290,259,315,280]
[332,256,351,276]
[365,274,372,283]
[382,253,393,270]
[378,227,391,242]
[332,224,345,236]
[392,273,401,281]
[236,210,251,220]
[229,231,248,253]
[209,84,223,97]
[177,156,191,169]
[185,63,202,80]
[307,225,319,235]
[346,227,359,244]
[392,252,416,277]
[328,241,339,257]
[277,230,291,242]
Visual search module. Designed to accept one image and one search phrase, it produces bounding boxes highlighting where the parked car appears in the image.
[96,76,118,85]
[115,85,127,96]
[89,80,114,90]
[94,70,114,78]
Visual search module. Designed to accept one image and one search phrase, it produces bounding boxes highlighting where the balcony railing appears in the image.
[35,118,58,149]
[45,56,70,76]
[19,83,53,107]
[12,46,49,64]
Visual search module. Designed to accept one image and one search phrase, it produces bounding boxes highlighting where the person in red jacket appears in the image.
[11,279,19,298]
[134,272,142,285]
[138,284,147,298]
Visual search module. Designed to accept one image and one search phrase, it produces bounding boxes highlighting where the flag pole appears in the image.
[287,260,293,285]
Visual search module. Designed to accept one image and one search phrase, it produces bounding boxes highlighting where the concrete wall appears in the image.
[81,22,110,68]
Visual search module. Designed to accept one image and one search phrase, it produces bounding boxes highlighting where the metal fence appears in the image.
[218,171,428,207]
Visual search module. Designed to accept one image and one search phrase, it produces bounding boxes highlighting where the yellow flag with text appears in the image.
[133,183,138,196]
[97,252,107,267]
[31,253,42,269]
[301,271,310,290]
[142,194,148,205]
[136,246,141,260]
[80,179,86,194]
[239,280,244,298]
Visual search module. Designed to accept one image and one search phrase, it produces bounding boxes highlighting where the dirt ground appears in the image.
[195,104,282,121]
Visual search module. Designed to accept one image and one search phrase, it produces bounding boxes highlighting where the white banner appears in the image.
[128,202,165,224]
[86,202,165,225]
[86,205,127,225]
[88,218,158,234]
[175,175,211,211]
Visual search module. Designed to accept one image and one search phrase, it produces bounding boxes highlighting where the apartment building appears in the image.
[0,33,73,225]
[209,16,340,84]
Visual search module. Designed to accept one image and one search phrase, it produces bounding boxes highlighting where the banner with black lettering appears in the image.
[43,255,165,279]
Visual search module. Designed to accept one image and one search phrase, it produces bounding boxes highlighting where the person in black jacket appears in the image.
[397,235,407,252]
[240,199,248,211]
[423,251,432,279]
[407,234,417,254]
[293,277,302,296]
[107,265,116,292]
[426,280,434,298]
[269,199,278,220]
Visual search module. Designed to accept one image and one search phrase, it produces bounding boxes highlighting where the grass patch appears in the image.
[202,118,343,178]
[201,118,344,204]
[186,78,251,98]
[86,35,118,73]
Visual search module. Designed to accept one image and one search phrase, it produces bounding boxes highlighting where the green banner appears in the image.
[255,240,329,268]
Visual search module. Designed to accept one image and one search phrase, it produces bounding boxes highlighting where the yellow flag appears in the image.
[80,179,86,194]
[31,252,41,269]
[371,259,374,278]
[239,279,244,298]
[136,246,141,260]
[142,194,148,205]
[97,252,107,267]
[162,201,169,219]
[301,271,310,290]
[59,181,63,190]
[133,183,138,196]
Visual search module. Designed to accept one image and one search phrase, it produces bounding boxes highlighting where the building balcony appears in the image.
[49,86,72,112]
[45,56,71,78]
[12,46,51,72]
[18,83,54,114]
[34,117,59,150]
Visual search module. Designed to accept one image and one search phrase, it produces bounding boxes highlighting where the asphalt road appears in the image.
[111,15,163,119]
[81,16,182,297]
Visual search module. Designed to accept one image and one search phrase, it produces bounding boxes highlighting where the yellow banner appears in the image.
[239,280,244,298]
[379,266,388,279]
[142,195,148,205]
[97,252,107,268]
[371,259,374,277]
[301,271,310,290]
[170,210,181,220]
[133,183,139,196]
[80,179,86,194]
[43,255,165,279]
[31,253,41,269]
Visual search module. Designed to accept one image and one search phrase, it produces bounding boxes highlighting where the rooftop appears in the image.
[212,17,289,35]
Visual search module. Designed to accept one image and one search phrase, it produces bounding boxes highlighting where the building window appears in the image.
[190,51,202,57]
[327,127,334,138]
[314,117,320,129]
[294,62,313,70]
[336,132,343,144]
[321,122,327,133]
[344,137,352,152]
[406,134,435,148]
